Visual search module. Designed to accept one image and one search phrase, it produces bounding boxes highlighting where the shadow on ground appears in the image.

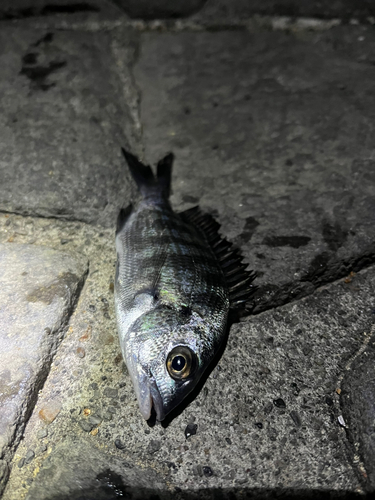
[45,473,367,500]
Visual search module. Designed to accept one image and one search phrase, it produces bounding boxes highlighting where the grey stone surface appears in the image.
[134,25,375,312]
[24,440,171,500]
[0,243,88,494]
[0,23,139,228]
[0,7,374,500]
[0,0,123,21]
[2,0,375,22]
[341,332,375,492]
[3,212,374,498]
[114,0,208,19]
[196,0,375,22]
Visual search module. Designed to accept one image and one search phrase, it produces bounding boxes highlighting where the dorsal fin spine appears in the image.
[180,206,257,310]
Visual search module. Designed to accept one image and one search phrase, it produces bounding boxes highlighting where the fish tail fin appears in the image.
[121,148,154,190]
[121,148,174,200]
[157,153,174,198]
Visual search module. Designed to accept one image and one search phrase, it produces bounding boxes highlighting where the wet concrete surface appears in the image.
[0,1,375,499]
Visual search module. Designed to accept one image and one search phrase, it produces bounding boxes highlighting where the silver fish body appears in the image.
[115,150,256,421]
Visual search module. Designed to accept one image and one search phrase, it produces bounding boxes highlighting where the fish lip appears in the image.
[133,369,165,421]
[136,372,153,420]
[149,379,165,421]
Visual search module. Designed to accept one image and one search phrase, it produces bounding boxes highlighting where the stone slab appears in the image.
[113,0,208,19]
[4,226,375,498]
[0,23,139,228]
[134,25,375,312]
[3,0,373,23]
[341,331,375,492]
[25,440,171,500]
[0,0,122,21]
[0,243,88,494]
[196,0,375,22]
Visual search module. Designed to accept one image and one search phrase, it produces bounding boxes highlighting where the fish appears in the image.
[114,148,256,421]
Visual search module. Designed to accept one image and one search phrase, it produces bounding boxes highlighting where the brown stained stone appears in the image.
[38,402,62,425]
[103,333,115,345]
[75,347,86,358]
[79,326,92,342]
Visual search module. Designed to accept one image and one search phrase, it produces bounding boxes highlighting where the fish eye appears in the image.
[166,346,196,381]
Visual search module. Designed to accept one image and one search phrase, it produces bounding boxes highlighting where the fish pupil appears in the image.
[172,356,186,372]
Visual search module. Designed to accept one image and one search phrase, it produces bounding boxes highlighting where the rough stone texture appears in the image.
[0,0,123,21]
[3,231,374,498]
[196,0,375,22]
[113,0,208,19]
[0,7,375,500]
[0,24,139,228]
[24,440,171,500]
[134,25,375,312]
[2,0,375,22]
[341,335,375,492]
[0,243,88,494]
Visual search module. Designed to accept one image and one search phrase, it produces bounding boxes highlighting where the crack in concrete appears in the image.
[252,248,375,315]
[0,262,89,496]
[3,14,372,34]
[336,323,375,390]
[2,209,375,318]
[334,323,375,492]
[0,208,104,225]
[110,28,144,157]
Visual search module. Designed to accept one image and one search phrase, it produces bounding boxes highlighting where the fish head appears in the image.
[124,305,220,421]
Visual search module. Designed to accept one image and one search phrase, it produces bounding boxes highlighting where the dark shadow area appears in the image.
[43,470,371,500]
[252,247,375,314]
[112,0,208,20]
[0,3,99,20]
[233,0,375,23]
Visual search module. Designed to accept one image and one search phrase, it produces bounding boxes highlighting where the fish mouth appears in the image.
[149,381,165,421]
[134,370,165,421]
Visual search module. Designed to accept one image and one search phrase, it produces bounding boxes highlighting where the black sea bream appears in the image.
[115,149,256,421]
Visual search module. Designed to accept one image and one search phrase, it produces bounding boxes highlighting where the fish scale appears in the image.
[115,149,256,421]
[118,207,225,312]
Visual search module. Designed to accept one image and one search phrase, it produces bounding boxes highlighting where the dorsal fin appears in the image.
[180,206,257,310]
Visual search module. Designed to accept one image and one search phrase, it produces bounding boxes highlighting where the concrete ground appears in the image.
[0,1,375,499]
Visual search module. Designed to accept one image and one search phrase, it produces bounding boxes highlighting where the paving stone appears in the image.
[196,0,375,22]
[341,335,375,492]
[0,23,139,227]
[24,440,171,500]
[134,26,375,312]
[1,12,374,500]
[0,0,122,21]
[113,0,208,19]
[2,0,372,23]
[0,243,88,494]
[5,253,375,498]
